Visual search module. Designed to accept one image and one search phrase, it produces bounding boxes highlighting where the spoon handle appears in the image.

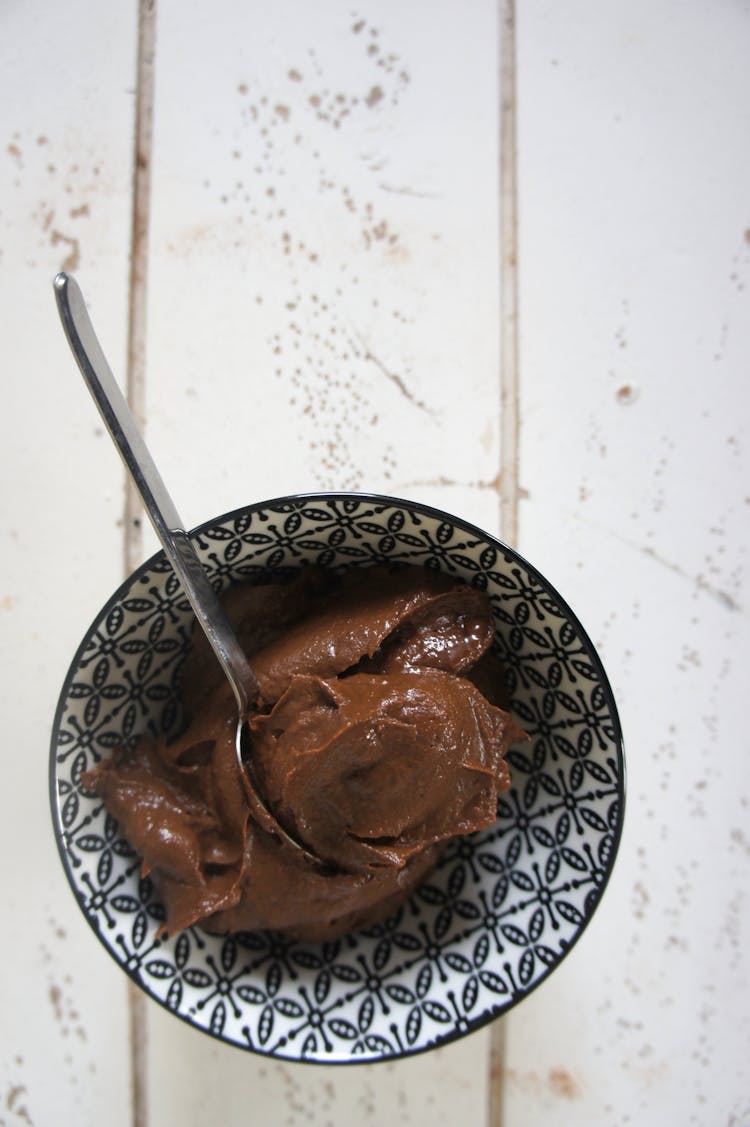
[54,271,257,716]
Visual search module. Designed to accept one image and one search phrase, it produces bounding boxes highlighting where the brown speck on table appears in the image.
[365,85,383,108]
[50,228,80,271]
[548,1068,581,1099]
[730,827,750,856]
[6,1082,33,1124]
[49,983,63,1022]
[632,880,650,919]
[616,383,638,404]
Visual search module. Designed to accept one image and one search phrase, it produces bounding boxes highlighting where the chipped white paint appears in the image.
[3,0,749,1124]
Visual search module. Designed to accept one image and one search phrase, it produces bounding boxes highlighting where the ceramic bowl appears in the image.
[50,492,624,1063]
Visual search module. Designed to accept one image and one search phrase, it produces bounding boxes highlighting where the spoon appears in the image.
[54,272,315,861]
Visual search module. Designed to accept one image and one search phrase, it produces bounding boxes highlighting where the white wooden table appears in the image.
[2,2,749,1124]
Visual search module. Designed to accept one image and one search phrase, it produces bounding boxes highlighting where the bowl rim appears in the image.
[49,489,626,1063]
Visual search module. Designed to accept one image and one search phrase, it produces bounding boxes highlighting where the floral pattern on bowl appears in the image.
[50,493,624,1063]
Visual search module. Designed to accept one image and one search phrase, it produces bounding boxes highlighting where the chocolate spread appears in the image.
[84,565,523,941]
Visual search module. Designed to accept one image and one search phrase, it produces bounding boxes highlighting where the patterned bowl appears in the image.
[50,492,624,1064]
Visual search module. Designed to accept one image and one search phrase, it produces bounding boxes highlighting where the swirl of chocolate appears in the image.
[84,565,524,941]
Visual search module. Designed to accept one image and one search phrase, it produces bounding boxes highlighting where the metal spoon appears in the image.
[54,272,315,860]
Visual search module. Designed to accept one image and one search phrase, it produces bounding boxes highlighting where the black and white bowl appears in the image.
[50,492,625,1063]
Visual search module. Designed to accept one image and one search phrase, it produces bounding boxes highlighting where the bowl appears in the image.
[50,492,624,1063]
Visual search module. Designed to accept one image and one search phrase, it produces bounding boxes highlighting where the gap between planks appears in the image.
[489,0,519,1124]
[124,2,157,1126]
[498,0,520,552]
[124,0,156,577]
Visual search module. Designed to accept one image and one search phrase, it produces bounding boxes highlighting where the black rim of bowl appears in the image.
[49,490,626,1063]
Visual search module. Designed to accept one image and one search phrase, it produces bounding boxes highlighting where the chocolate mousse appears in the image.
[84,565,523,941]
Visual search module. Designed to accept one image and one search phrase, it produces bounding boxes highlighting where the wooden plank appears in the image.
[0,2,139,1123]
[147,1009,492,1126]
[505,1,750,1122]
[140,0,505,1120]
[142,0,503,536]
